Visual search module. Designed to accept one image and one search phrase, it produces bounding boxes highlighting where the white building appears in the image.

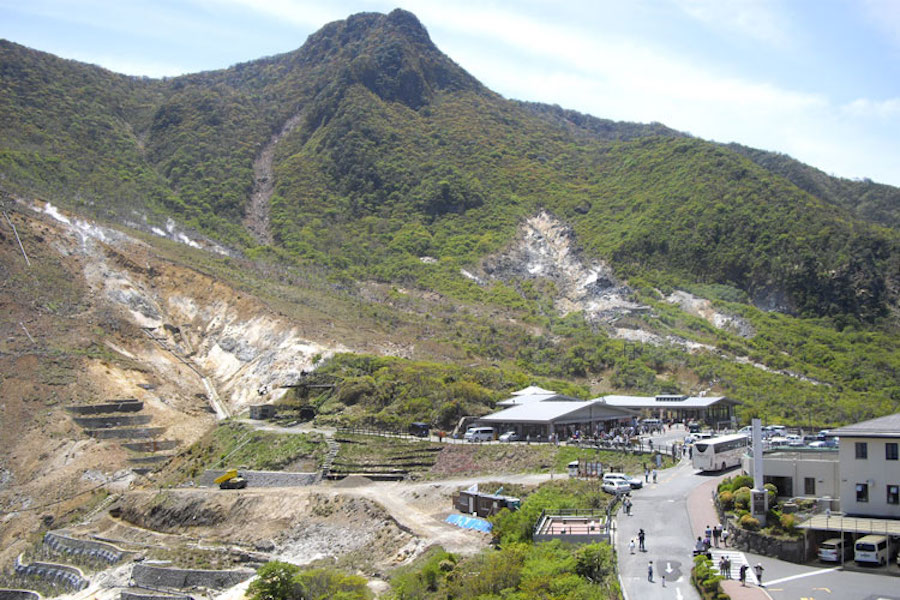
[832,414,900,518]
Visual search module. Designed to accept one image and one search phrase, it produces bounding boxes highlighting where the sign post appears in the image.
[751,418,768,525]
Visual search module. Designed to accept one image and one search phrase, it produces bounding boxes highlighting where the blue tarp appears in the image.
[445,513,493,532]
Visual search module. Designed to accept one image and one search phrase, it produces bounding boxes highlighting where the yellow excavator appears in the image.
[214,469,247,489]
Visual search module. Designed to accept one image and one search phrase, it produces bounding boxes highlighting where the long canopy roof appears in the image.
[480,400,635,425]
[599,394,735,408]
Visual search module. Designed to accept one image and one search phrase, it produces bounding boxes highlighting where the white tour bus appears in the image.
[692,433,750,471]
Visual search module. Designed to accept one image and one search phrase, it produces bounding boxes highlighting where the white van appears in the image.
[464,427,494,442]
[855,535,888,565]
[818,537,850,562]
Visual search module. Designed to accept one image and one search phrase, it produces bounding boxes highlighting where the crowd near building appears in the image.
[474,386,739,442]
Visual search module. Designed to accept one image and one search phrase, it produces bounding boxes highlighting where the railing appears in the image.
[533,508,610,538]
[335,427,466,443]
[568,438,686,460]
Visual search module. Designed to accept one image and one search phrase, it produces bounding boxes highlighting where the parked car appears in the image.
[463,427,494,442]
[818,537,851,562]
[602,472,643,489]
[499,431,521,442]
[408,422,430,438]
[601,479,631,495]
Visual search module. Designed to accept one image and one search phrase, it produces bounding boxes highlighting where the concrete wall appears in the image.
[839,435,900,517]
[123,441,178,452]
[67,401,143,414]
[120,591,192,600]
[74,415,153,429]
[0,590,41,600]
[727,524,811,563]
[742,449,840,498]
[44,531,127,564]
[131,565,253,591]
[197,470,317,487]
[14,555,89,591]
[86,427,166,440]
[128,455,172,464]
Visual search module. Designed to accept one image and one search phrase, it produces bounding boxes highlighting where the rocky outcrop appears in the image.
[478,211,644,323]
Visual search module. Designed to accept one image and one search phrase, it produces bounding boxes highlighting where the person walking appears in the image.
[644,467,650,482]
[721,527,729,547]
[723,556,731,579]
[629,538,635,554]
[705,524,712,541]
[652,469,658,483]
[638,528,646,552]
[713,524,721,547]
[739,564,748,586]
[648,561,654,582]
[624,497,632,516]
[754,563,764,587]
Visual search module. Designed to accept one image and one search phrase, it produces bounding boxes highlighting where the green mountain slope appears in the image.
[0,9,898,322]
[725,142,900,229]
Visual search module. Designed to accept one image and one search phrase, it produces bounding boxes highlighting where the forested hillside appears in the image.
[1,10,897,324]
[1,9,900,430]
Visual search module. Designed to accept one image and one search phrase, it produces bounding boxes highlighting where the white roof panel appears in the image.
[481,400,634,424]
[513,385,556,396]
[599,395,730,408]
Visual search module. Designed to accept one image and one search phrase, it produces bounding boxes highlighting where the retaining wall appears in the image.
[74,415,153,429]
[128,455,172,464]
[0,589,41,600]
[44,531,127,564]
[123,440,178,452]
[120,590,192,600]
[67,401,143,415]
[196,470,317,488]
[14,555,89,591]
[131,565,253,590]
[86,427,166,440]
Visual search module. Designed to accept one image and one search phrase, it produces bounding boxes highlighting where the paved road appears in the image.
[617,456,701,600]
[739,552,900,600]
[630,426,900,600]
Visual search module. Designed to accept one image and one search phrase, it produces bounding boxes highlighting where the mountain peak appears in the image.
[298,9,480,109]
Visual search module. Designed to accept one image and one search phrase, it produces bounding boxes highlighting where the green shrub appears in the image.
[779,512,796,534]
[733,487,751,510]
[717,490,734,511]
[739,514,760,531]
[730,475,753,491]
[691,555,727,600]
[765,483,778,503]
[248,562,370,600]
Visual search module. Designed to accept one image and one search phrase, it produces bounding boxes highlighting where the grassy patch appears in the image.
[157,421,325,485]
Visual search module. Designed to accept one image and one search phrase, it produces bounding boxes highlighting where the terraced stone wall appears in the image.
[131,565,253,590]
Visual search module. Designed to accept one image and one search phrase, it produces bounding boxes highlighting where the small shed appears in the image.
[454,484,520,517]
[249,404,277,420]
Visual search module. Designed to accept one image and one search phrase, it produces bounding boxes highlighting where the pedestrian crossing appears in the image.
[709,548,759,586]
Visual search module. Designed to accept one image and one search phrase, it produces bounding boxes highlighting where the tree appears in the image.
[248,561,301,600]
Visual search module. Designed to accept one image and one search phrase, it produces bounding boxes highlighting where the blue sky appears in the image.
[2,0,899,186]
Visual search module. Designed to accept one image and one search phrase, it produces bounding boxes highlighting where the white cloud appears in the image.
[861,0,900,48]
[200,0,362,28]
[669,0,791,46]
[842,97,900,119]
